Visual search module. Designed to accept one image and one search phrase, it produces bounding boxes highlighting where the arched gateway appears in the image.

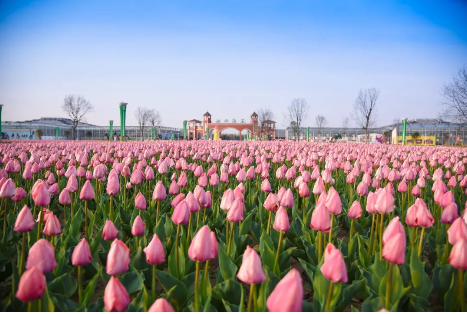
[185,112,276,140]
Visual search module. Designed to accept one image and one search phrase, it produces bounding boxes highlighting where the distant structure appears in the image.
[185,111,276,140]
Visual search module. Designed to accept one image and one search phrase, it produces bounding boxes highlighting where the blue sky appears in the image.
[1,0,466,129]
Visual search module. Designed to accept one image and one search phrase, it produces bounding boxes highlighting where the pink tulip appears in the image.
[310,202,331,233]
[66,174,79,193]
[447,218,467,245]
[79,180,95,200]
[411,184,421,197]
[347,201,363,219]
[374,188,394,214]
[261,179,272,192]
[26,239,57,273]
[43,214,61,236]
[227,197,244,222]
[263,193,279,211]
[397,180,408,193]
[131,215,145,237]
[321,243,348,283]
[32,181,50,207]
[313,178,325,195]
[59,188,71,205]
[448,239,467,270]
[144,234,165,265]
[220,189,235,211]
[16,267,46,302]
[12,187,27,202]
[169,180,179,195]
[441,202,458,225]
[382,217,406,264]
[325,187,342,215]
[71,238,92,266]
[171,200,190,225]
[188,225,212,262]
[148,299,175,312]
[14,205,35,233]
[106,239,130,276]
[0,178,15,198]
[280,188,294,209]
[104,276,130,312]
[48,183,59,196]
[135,192,147,210]
[210,173,219,186]
[273,206,290,232]
[102,220,119,241]
[266,268,303,312]
[106,171,120,195]
[171,193,185,208]
[237,246,266,284]
[153,181,167,201]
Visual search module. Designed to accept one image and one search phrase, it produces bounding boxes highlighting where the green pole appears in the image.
[109,120,113,141]
[207,127,210,140]
[171,133,174,140]
[0,105,3,143]
[119,102,128,141]
[401,118,407,145]
[55,127,59,140]
[306,127,310,141]
[183,121,187,140]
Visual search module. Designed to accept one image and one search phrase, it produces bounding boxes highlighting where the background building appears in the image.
[2,117,180,140]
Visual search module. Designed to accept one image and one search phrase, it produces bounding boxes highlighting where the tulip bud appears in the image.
[266,268,303,312]
[16,267,46,302]
[72,238,92,266]
[237,246,266,284]
[104,276,130,312]
[106,239,130,276]
[144,234,165,265]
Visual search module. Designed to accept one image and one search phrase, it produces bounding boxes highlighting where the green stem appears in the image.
[324,281,334,312]
[19,232,26,276]
[187,213,192,244]
[225,219,229,245]
[350,220,355,240]
[84,200,88,241]
[418,227,426,258]
[37,207,44,241]
[204,260,210,288]
[109,195,113,221]
[385,263,393,309]
[152,264,157,301]
[227,222,235,257]
[175,224,180,279]
[156,201,160,225]
[328,214,334,244]
[273,232,283,275]
[78,265,83,305]
[247,284,255,312]
[267,211,272,235]
[379,214,384,260]
[411,227,416,250]
[3,199,7,240]
[28,302,32,312]
[71,193,74,220]
[194,261,200,312]
[318,231,322,263]
[459,269,466,312]
[369,214,375,253]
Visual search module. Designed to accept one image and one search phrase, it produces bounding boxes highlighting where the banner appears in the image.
[396,135,435,146]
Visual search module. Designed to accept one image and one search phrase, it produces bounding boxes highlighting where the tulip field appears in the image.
[1,139,467,312]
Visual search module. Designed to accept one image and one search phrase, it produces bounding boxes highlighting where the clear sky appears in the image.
[1,0,466,129]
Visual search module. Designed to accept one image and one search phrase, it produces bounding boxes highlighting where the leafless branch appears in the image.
[62,94,93,140]
[135,107,152,141]
[283,98,309,141]
[351,88,379,142]
[440,66,467,125]
[257,107,275,140]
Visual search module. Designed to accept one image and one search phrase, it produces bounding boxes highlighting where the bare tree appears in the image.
[62,95,93,140]
[441,66,467,125]
[315,115,327,140]
[342,117,350,138]
[135,107,152,141]
[351,88,379,142]
[257,107,275,140]
[284,98,309,141]
[148,109,162,140]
